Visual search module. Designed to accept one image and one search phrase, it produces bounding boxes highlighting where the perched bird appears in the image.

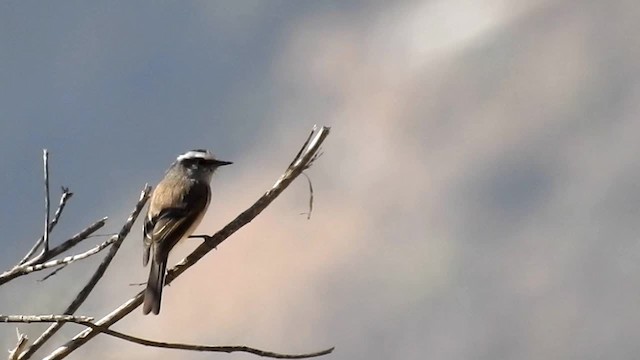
[143,149,232,315]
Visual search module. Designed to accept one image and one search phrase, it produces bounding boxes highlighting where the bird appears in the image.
[142,149,232,315]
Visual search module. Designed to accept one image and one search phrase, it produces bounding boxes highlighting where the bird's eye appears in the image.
[185,159,200,166]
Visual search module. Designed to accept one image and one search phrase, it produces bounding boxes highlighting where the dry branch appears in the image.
[41,125,331,360]
[7,239,114,277]
[5,315,333,359]
[42,149,50,254]
[18,187,73,266]
[49,187,73,236]
[7,330,27,360]
[37,217,108,264]
[94,330,334,359]
[0,225,116,285]
[38,264,68,282]
[18,186,151,359]
[0,315,94,323]
[2,217,107,285]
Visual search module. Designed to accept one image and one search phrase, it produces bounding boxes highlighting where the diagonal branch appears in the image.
[38,263,69,282]
[41,125,331,360]
[0,218,108,287]
[0,225,116,285]
[36,217,109,264]
[18,186,152,360]
[65,186,150,314]
[49,187,74,238]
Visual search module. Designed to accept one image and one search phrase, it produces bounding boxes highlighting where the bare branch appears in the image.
[287,127,316,169]
[18,186,73,266]
[4,316,333,359]
[17,216,106,271]
[0,315,93,323]
[50,187,73,233]
[8,329,27,360]
[19,186,152,360]
[66,186,151,314]
[1,217,107,286]
[95,329,334,359]
[1,232,118,285]
[43,150,50,254]
[42,125,331,360]
[36,217,109,264]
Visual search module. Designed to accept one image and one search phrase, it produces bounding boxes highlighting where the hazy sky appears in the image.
[1,1,640,359]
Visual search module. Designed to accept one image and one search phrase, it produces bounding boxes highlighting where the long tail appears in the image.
[143,256,167,315]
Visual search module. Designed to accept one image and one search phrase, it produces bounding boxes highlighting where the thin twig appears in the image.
[1,233,119,285]
[19,186,152,360]
[50,187,73,231]
[85,233,117,238]
[298,172,314,220]
[33,217,109,265]
[18,187,73,266]
[43,150,50,254]
[3,315,333,359]
[38,263,69,282]
[97,328,334,359]
[8,329,27,360]
[1,216,107,286]
[42,125,331,360]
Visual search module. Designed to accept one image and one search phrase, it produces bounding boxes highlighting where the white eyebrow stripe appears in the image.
[176,150,215,161]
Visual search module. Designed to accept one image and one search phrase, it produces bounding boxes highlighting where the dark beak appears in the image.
[213,159,233,167]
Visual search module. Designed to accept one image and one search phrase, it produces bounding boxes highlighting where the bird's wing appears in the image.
[143,181,211,264]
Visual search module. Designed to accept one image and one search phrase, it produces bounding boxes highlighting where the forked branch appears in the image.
[17,186,151,359]
[18,186,73,266]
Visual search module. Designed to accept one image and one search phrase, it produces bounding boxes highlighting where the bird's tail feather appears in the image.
[143,257,166,315]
